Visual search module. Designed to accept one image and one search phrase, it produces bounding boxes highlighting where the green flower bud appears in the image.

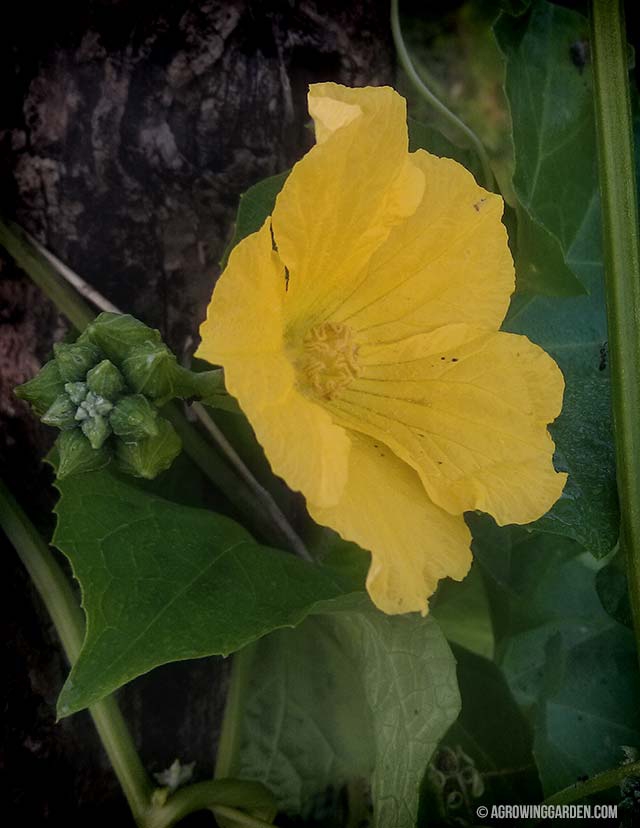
[86,359,125,399]
[14,360,65,416]
[41,393,77,430]
[56,430,111,479]
[115,418,181,479]
[84,312,162,364]
[109,394,159,442]
[81,414,112,450]
[76,390,113,421]
[54,342,102,382]
[121,341,179,402]
[64,381,88,405]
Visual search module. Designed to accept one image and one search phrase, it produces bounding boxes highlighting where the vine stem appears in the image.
[543,760,640,807]
[214,644,257,779]
[0,478,154,823]
[590,1,640,654]
[211,806,275,828]
[390,0,494,191]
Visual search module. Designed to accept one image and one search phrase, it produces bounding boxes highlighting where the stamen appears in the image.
[301,322,360,399]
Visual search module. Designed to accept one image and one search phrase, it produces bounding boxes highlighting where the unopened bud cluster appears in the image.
[16,313,203,480]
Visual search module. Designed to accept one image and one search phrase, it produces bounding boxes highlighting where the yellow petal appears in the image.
[198,220,286,358]
[328,150,514,341]
[328,325,567,525]
[308,432,472,615]
[243,388,352,508]
[273,84,425,339]
[197,220,351,508]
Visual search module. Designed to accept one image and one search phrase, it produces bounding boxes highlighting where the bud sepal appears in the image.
[15,360,65,416]
[115,419,181,479]
[10,311,236,481]
[110,395,159,442]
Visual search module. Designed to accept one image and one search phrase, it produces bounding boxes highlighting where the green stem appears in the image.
[390,0,494,190]
[211,805,276,828]
[145,780,277,828]
[544,760,640,806]
[0,219,95,330]
[214,644,257,779]
[590,1,640,654]
[0,478,154,823]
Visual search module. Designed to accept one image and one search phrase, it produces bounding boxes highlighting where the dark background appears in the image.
[0,1,394,823]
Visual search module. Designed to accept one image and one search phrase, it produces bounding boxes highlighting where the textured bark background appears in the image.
[0,1,394,822]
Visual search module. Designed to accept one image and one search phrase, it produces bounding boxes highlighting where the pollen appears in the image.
[302,322,360,399]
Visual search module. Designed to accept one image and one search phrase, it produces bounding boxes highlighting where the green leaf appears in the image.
[232,602,459,828]
[53,469,361,716]
[473,519,640,794]
[596,548,632,629]
[534,625,640,795]
[495,2,619,558]
[408,117,483,183]
[421,645,540,824]
[495,0,597,296]
[510,205,586,297]
[473,519,607,705]
[222,172,289,267]
[431,563,494,659]
[505,271,618,559]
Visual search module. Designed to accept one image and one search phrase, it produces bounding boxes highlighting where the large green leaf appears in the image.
[496,2,596,268]
[221,172,288,267]
[421,645,541,824]
[408,117,483,184]
[431,563,494,660]
[53,469,362,716]
[399,0,583,295]
[505,268,618,559]
[232,602,460,828]
[473,518,640,794]
[496,0,618,559]
[495,0,597,297]
[534,625,640,795]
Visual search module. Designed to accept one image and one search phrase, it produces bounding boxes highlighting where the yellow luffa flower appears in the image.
[197,83,567,615]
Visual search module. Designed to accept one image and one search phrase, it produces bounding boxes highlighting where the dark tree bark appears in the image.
[0,1,394,823]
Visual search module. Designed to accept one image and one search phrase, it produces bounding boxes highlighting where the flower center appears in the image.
[302,322,360,399]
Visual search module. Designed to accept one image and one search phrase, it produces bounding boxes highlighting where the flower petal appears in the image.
[308,432,472,615]
[244,388,352,508]
[273,83,425,338]
[328,325,567,525]
[197,220,351,508]
[328,150,514,341]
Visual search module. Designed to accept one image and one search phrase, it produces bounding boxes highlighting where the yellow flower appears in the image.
[197,83,567,615]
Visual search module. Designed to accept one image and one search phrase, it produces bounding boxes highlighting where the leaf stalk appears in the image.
[590,0,640,656]
[543,759,640,808]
